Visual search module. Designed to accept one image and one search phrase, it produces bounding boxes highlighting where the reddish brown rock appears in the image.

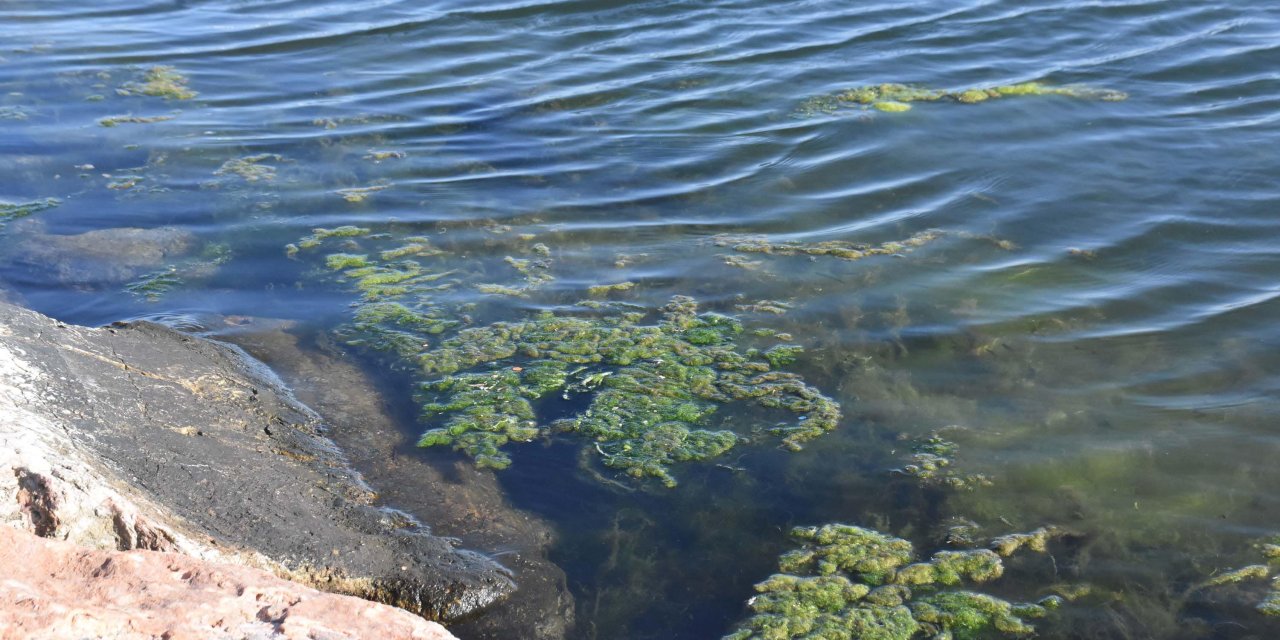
[0,526,458,640]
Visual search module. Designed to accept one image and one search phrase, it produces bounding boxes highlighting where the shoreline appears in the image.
[0,300,568,638]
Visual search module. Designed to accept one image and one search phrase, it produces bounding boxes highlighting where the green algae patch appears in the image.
[794,81,1127,118]
[118,66,197,100]
[0,197,60,228]
[726,524,1064,639]
[124,242,232,302]
[364,149,406,162]
[336,183,390,203]
[587,281,636,297]
[296,226,373,250]
[713,229,942,262]
[874,101,912,113]
[990,526,1064,557]
[124,267,183,301]
[416,296,839,487]
[1198,539,1280,617]
[1200,565,1269,589]
[215,154,284,182]
[98,114,175,127]
[326,253,371,270]
[736,300,792,315]
[292,228,841,488]
[899,433,994,491]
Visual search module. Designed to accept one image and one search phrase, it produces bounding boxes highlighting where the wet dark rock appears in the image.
[0,301,515,623]
[218,318,575,640]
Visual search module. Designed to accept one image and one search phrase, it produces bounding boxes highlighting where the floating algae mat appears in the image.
[293,228,839,487]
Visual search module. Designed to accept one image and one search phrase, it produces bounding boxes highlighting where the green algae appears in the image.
[720,254,765,270]
[736,300,792,315]
[336,183,390,203]
[214,154,284,182]
[1198,539,1280,617]
[98,114,174,127]
[106,176,144,190]
[874,101,912,113]
[364,149,406,162]
[587,281,636,297]
[779,524,914,583]
[475,283,528,297]
[1200,564,1269,588]
[117,66,197,100]
[296,225,372,250]
[990,526,1063,557]
[794,81,1127,118]
[911,591,1036,637]
[726,524,1063,640]
[712,229,942,262]
[0,197,60,228]
[381,238,443,261]
[899,433,993,491]
[124,241,232,302]
[487,248,555,296]
[325,253,371,270]
[293,227,841,487]
[415,297,839,486]
[124,267,183,301]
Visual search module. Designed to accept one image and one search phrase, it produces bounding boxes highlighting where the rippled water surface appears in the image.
[4,1,1280,638]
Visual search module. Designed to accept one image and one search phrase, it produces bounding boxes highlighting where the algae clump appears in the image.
[874,101,912,113]
[118,66,197,100]
[726,523,1063,639]
[99,114,175,127]
[416,297,840,487]
[294,228,841,488]
[124,241,233,302]
[712,229,942,262]
[0,197,60,228]
[793,81,1127,118]
[215,154,284,182]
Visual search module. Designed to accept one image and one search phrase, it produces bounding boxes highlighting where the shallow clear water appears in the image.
[3,1,1280,638]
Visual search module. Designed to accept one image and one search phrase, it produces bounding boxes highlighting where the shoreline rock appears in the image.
[0,301,515,626]
[218,318,575,640]
[0,526,456,640]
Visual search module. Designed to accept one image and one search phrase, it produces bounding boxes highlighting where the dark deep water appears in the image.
[3,1,1280,638]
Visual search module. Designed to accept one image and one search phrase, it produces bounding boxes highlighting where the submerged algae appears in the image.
[117,65,197,100]
[215,154,284,182]
[899,433,993,491]
[294,228,841,488]
[0,197,60,228]
[794,81,1127,118]
[124,241,232,302]
[98,114,175,127]
[713,229,942,262]
[416,296,839,487]
[1199,537,1280,617]
[726,524,1063,640]
[336,183,390,203]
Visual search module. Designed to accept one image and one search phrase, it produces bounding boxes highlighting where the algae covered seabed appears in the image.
[3,1,1280,638]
